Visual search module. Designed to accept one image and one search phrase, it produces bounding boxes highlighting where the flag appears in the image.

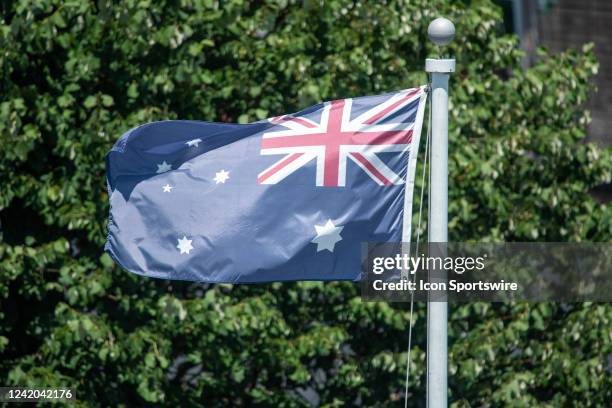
[105,86,427,283]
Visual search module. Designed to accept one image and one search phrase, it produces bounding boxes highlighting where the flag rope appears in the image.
[404,82,432,408]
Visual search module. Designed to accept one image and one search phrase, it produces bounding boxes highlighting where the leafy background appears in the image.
[1,0,611,406]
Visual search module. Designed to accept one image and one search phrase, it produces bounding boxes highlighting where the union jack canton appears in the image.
[259,87,425,187]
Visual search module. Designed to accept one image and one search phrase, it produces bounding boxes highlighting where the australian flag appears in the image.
[105,86,427,283]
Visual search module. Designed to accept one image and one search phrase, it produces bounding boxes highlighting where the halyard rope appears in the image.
[404,83,431,408]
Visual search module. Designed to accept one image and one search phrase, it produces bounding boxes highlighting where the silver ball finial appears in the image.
[428,17,455,46]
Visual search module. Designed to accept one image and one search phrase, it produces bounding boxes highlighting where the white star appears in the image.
[214,169,230,184]
[311,219,343,252]
[156,161,172,173]
[186,138,202,147]
[177,236,193,255]
[162,184,173,193]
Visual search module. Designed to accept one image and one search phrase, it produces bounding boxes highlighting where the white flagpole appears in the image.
[425,17,455,408]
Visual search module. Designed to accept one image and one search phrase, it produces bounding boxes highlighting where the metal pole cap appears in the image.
[428,17,455,46]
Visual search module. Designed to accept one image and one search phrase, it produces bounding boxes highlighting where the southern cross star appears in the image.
[177,236,193,255]
[156,161,172,173]
[311,219,343,252]
[185,138,202,147]
[214,170,230,184]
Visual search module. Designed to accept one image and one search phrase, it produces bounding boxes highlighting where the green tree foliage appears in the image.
[1,0,611,406]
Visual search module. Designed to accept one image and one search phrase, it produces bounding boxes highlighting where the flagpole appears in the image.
[425,17,455,408]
